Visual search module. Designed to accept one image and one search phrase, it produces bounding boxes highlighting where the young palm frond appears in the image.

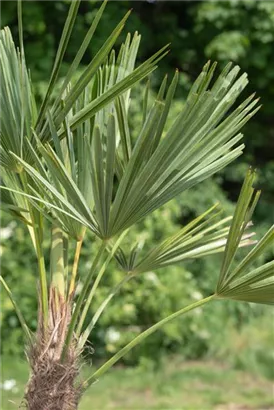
[0,1,273,409]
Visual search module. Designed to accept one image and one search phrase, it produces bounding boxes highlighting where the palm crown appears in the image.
[0,0,273,406]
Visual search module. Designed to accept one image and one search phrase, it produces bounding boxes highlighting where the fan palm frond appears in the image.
[216,169,274,305]
[3,62,261,243]
[132,204,256,273]
[108,62,260,236]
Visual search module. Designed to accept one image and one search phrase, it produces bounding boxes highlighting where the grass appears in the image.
[1,355,273,410]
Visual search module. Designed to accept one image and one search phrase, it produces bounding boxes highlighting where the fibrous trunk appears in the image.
[24,288,83,410]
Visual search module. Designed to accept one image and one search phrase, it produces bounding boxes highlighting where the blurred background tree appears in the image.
[1,0,273,379]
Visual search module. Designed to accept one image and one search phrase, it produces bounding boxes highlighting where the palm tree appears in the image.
[1,1,273,409]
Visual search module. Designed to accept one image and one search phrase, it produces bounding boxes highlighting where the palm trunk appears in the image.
[24,287,83,410]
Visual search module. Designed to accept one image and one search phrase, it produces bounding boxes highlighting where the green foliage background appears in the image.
[1,0,273,378]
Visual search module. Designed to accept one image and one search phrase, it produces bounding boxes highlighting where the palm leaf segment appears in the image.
[0,27,37,172]
[115,203,256,273]
[216,169,274,305]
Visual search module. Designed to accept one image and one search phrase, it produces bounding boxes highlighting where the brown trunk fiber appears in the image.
[24,288,83,410]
